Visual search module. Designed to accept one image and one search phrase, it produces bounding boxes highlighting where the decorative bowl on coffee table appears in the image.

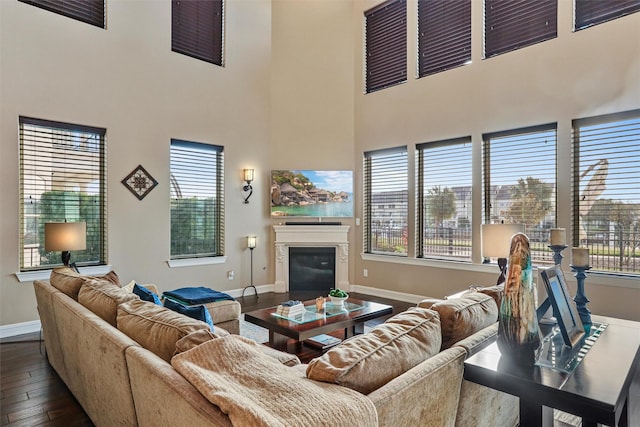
[329,295,348,307]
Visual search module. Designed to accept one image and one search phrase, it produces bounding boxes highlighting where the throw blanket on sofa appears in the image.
[163,287,235,305]
[171,335,378,427]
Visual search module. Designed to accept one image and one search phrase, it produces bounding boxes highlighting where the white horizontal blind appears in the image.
[18,0,105,28]
[364,147,408,255]
[483,124,557,264]
[172,0,224,66]
[170,139,224,259]
[19,116,106,271]
[365,0,407,93]
[572,109,640,274]
[417,137,472,261]
[574,0,640,31]
[418,0,471,77]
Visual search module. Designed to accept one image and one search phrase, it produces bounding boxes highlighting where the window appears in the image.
[483,124,557,264]
[484,0,557,58]
[417,137,472,261]
[19,117,106,271]
[170,139,224,259]
[418,0,471,78]
[574,0,640,31]
[364,147,408,255]
[18,0,105,28]
[572,109,640,274]
[365,0,407,93]
[172,0,224,66]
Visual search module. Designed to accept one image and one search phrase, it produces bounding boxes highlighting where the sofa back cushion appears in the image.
[428,293,498,350]
[306,307,441,395]
[78,279,139,326]
[50,267,120,300]
[116,299,210,362]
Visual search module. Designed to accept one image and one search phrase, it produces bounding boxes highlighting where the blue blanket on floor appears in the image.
[163,287,235,305]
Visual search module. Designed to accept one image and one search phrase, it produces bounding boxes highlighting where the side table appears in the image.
[463,315,640,427]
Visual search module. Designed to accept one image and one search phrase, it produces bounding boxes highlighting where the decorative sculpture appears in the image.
[497,233,541,366]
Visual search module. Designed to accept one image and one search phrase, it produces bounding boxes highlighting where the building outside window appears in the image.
[19,117,107,271]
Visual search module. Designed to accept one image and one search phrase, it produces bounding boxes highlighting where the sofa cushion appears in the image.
[164,299,214,331]
[50,267,120,300]
[476,284,504,309]
[306,307,441,395]
[78,279,139,326]
[428,293,498,350]
[116,299,210,362]
[133,283,162,305]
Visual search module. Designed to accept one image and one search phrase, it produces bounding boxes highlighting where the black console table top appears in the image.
[463,315,640,427]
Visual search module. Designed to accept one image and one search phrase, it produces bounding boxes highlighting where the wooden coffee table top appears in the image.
[244,297,393,343]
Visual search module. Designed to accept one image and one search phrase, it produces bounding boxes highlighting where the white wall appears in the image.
[352,0,640,321]
[0,0,273,326]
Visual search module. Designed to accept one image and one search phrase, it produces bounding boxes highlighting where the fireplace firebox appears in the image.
[288,247,336,293]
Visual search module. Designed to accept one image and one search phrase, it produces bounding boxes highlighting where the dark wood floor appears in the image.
[0,291,412,426]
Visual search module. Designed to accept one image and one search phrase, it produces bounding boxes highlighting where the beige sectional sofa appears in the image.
[34,268,518,426]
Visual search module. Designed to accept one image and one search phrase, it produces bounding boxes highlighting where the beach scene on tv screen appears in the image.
[271,170,353,217]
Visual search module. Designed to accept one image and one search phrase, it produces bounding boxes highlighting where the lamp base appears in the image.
[495,257,507,286]
[241,284,258,298]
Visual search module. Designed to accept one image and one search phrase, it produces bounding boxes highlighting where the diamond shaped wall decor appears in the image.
[122,165,158,200]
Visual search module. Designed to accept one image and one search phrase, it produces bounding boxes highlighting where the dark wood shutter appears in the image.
[575,0,640,31]
[484,0,557,58]
[19,0,105,28]
[365,0,407,93]
[418,0,471,78]
[172,0,224,66]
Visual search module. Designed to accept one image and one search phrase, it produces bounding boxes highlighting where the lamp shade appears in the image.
[247,235,257,249]
[45,222,87,252]
[244,168,254,182]
[481,223,525,258]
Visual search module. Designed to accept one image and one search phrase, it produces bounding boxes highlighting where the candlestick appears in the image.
[550,228,566,246]
[548,244,567,265]
[572,247,589,267]
[571,265,592,334]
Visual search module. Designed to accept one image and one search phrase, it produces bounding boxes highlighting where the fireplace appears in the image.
[273,225,350,293]
[289,247,336,293]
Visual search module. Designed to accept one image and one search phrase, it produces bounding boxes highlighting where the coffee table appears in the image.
[244,297,393,350]
[463,315,640,427]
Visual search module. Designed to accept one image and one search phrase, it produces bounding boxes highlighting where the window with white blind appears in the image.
[365,0,407,93]
[418,0,471,78]
[18,0,105,28]
[417,137,472,261]
[172,0,224,66]
[572,109,640,274]
[19,117,106,271]
[484,0,557,58]
[483,124,557,264]
[170,139,224,259]
[574,0,640,31]
[364,147,408,255]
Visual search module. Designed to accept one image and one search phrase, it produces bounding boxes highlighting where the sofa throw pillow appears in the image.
[133,283,162,305]
[78,279,139,326]
[164,299,214,331]
[117,299,210,362]
[306,307,441,395]
[428,293,498,350]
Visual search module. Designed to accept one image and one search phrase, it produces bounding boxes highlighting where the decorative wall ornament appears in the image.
[122,165,158,200]
[497,232,542,366]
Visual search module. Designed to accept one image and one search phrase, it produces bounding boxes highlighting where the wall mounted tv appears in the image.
[271,170,353,217]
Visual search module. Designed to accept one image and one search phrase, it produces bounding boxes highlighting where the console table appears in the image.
[463,315,640,427]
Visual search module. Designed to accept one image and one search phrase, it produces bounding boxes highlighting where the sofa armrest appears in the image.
[454,323,498,357]
[367,346,466,427]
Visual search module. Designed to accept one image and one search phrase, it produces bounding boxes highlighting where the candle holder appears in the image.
[570,265,592,334]
[548,244,567,265]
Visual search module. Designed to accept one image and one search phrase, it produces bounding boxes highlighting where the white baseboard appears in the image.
[0,320,42,339]
[349,284,426,304]
[226,284,274,299]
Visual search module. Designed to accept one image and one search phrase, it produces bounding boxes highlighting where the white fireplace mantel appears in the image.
[273,225,350,293]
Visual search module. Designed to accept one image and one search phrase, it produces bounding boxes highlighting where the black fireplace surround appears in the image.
[288,246,336,293]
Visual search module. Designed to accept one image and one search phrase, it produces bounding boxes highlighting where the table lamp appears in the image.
[45,222,86,271]
[482,223,525,285]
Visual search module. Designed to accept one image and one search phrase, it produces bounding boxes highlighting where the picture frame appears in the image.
[540,266,585,347]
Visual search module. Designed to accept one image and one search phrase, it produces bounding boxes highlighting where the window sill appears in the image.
[167,257,227,268]
[15,265,113,283]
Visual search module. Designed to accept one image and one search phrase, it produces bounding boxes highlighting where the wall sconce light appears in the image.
[242,235,258,298]
[45,222,87,272]
[243,168,254,204]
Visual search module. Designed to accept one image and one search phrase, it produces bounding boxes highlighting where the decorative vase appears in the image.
[497,233,541,366]
[329,295,348,307]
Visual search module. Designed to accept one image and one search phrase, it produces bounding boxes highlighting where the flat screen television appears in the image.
[270,170,353,217]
